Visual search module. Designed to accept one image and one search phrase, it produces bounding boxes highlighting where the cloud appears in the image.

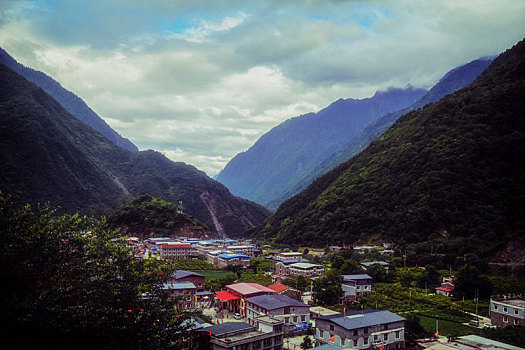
[1,0,524,176]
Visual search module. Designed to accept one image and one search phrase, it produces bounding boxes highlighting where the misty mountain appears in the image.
[0,64,269,237]
[266,57,494,209]
[216,86,426,208]
[0,47,138,152]
[254,39,525,262]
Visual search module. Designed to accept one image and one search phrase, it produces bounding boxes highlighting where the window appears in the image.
[503,307,508,313]
[514,319,520,325]
[301,315,306,322]
[395,331,401,339]
[494,304,498,310]
[374,335,379,341]
[353,330,358,336]
[503,316,508,323]
[515,309,519,315]
[330,324,335,331]
[364,338,368,345]
[364,327,369,334]
[364,285,368,290]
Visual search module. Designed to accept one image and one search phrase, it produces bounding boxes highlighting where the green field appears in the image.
[417,314,481,337]
[195,270,236,281]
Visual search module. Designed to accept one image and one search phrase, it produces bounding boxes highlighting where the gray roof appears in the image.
[313,345,346,350]
[343,274,372,281]
[319,310,404,330]
[173,270,204,279]
[197,322,253,336]
[247,294,309,310]
[162,281,196,290]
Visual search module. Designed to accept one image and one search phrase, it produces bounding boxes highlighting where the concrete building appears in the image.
[417,335,524,350]
[246,294,311,330]
[195,317,284,350]
[169,270,205,292]
[162,281,196,309]
[274,252,303,262]
[490,298,525,327]
[159,242,191,259]
[341,274,373,302]
[225,244,256,257]
[216,253,250,268]
[315,309,405,349]
[287,262,325,277]
[216,283,277,317]
[360,261,390,271]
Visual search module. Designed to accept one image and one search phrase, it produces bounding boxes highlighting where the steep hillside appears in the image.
[0,64,269,237]
[267,58,493,209]
[107,195,210,238]
[216,87,426,208]
[0,47,138,152]
[255,39,525,260]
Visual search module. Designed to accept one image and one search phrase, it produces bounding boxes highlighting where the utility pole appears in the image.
[475,289,479,323]
[403,250,407,270]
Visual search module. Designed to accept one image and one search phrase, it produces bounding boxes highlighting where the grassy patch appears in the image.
[196,270,236,281]
[417,314,481,337]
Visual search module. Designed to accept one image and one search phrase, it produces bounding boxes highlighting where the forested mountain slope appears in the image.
[0,47,138,152]
[255,39,525,260]
[0,64,269,237]
[216,87,426,208]
[267,58,493,209]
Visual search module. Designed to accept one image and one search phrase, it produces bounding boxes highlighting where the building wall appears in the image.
[172,276,205,291]
[315,318,404,350]
[491,300,525,327]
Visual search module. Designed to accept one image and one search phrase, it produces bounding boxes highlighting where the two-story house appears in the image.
[246,294,311,331]
[490,298,525,327]
[168,270,205,292]
[315,309,405,350]
[342,274,373,302]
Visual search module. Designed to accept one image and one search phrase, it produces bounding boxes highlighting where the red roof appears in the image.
[216,290,241,301]
[268,283,291,293]
[226,283,277,297]
[437,287,453,292]
[161,243,191,249]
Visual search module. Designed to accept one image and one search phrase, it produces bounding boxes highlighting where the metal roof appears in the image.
[290,262,323,269]
[173,270,204,279]
[218,253,249,259]
[216,290,241,301]
[227,283,276,296]
[268,283,291,293]
[247,294,309,310]
[162,281,196,290]
[343,274,372,281]
[197,322,253,336]
[319,310,404,330]
[360,261,389,267]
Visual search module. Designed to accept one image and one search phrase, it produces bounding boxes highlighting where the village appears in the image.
[115,236,525,350]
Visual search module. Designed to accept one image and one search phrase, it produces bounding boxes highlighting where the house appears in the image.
[341,274,373,302]
[194,317,284,350]
[287,262,325,277]
[245,294,311,331]
[169,270,205,292]
[267,282,302,301]
[159,242,191,259]
[162,281,196,309]
[275,258,311,275]
[274,252,303,262]
[360,261,390,271]
[216,283,276,317]
[435,277,455,297]
[224,244,256,257]
[207,249,230,266]
[216,253,250,268]
[315,309,405,349]
[490,298,525,327]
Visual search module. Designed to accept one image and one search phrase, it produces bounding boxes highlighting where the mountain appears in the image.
[216,86,426,208]
[266,58,494,209]
[0,47,138,152]
[0,64,270,237]
[107,195,210,239]
[254,39,525,260]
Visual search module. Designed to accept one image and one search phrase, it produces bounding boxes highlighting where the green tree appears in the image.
[0,194,191,349]
[455,265,493,299]
[290,275,311,292]
[300,335,313,349]
[331,254,344,270]
[312,270,342,306]
[366,264,387,283]
[339,259,363,275]
[418,265,441,290]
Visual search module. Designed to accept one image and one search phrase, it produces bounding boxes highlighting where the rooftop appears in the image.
[173,270,204,279]
[162,281,196,290]
[343,274,372,281]
[256,315,283,325]
[360,261,389,267]
[218,253,250,259]
[319,310,404,330]
[247,294,309,310]
[492,298,525,308]
[227,283,277,296]
[268,282,292,293]
[290,262,323,269]
[197,322,253,337]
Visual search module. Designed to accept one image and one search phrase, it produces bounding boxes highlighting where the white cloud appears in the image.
[1,0,524,176]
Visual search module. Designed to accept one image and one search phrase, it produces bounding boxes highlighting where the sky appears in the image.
[1,1,524,176]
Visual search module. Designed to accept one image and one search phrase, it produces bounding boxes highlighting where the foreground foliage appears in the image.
[0,194,191,349]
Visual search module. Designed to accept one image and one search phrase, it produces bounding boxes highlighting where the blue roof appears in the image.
[218,253,249,259]
[162,281,196,290]
[360,261,389,267]
[247,294,308,310]
[319,310,404,330]
[343,274,372,280]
